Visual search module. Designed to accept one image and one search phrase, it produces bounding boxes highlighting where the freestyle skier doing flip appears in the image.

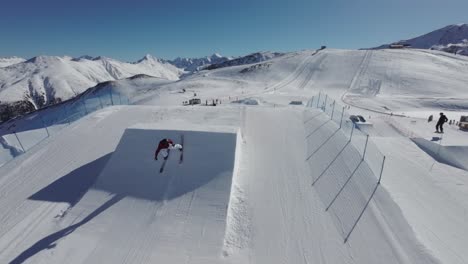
[154,138,183,160]
[155,137,184,173]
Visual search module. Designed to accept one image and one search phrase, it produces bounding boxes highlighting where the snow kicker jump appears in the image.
[17,125,239,263]
[94,125,237,201]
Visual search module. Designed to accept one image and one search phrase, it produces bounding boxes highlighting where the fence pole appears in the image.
[330,100,336,120]
[309,96,314,107]
[378,156,386,184]
[362,135,369,160]
[339,106,345,128]
[324,95,328,112]
[317,92,322,108]
[14,132,26,153]
[109,88,114,105]
[63,103,69,119]
[349,123,355,141]
[82,100,89,115]
[98,94,104,109]
[118,92,122,104]
[39,115,50,137]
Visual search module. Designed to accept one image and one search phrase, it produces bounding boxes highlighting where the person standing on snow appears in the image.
[436,112,448,133]
[154,138,183,160]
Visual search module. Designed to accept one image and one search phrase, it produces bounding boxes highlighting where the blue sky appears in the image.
[1,0,467,61]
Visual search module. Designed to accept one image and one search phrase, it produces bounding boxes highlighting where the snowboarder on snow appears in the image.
[154,138,183,160]
[436,112,448,133]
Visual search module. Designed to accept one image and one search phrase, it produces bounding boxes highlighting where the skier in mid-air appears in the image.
[154,138,183,160]
[435,112,448,133]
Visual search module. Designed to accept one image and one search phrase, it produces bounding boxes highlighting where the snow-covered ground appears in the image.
[1,48,468,264]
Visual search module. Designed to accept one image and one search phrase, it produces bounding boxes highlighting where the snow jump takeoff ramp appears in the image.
[18,124,239,264]
[95,125,238,201]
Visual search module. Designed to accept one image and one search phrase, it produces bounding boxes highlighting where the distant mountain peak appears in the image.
[210,53,222,58]
[168,53,232,72]
[25,55,63,64]
[137,54,161,63]
[371,23,468,56]
[72,55,94,61]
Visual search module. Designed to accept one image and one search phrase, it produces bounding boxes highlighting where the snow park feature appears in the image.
[1,46,468,263]
[7,124,239,263]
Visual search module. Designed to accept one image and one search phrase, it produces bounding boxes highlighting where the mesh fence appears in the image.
[306,92,385,182]
[305,92,386,242]
[0,87,129,168]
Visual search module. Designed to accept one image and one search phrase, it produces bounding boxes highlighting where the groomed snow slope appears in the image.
[233,108,438,264]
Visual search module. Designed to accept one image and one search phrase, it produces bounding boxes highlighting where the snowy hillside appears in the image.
[1,48,468,264]
[0,56,26,68]
[0,54,182,120]
[169,53,232,72]
[204,51,284,70]
[373,24,468,55]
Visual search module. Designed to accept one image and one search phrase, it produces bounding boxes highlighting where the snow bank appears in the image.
[412,137,468,171]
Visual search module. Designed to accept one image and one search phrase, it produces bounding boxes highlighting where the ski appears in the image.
[179,134,184,164]
[159,149,170,173]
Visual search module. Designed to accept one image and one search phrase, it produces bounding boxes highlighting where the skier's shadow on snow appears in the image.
[28,153,112,206]
[9,194,124,264]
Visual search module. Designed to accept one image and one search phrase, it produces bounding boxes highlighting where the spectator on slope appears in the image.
[436,112,449,133]
[154,138,183,160]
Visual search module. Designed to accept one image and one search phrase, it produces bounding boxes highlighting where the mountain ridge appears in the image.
[372,23,468,55]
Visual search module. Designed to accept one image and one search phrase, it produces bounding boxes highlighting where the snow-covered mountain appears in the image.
[168,53,232,72]
[373,24,468,55]
[0,56,26,68]
[0,54,182,116]
[204,51,284,70]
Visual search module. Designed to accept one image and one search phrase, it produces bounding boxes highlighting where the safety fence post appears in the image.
[14,132,26,153]
[39,115,50,138]
[330,100,336,120]
[339,106,345,128]
[349,123,355,141]
[98,94,104,109]
[82,100,89,115]
[316,92,321,108]
[324,95,328,112]
[109,88,114,105]
[378,156,386,184]
[362,135,369,160]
